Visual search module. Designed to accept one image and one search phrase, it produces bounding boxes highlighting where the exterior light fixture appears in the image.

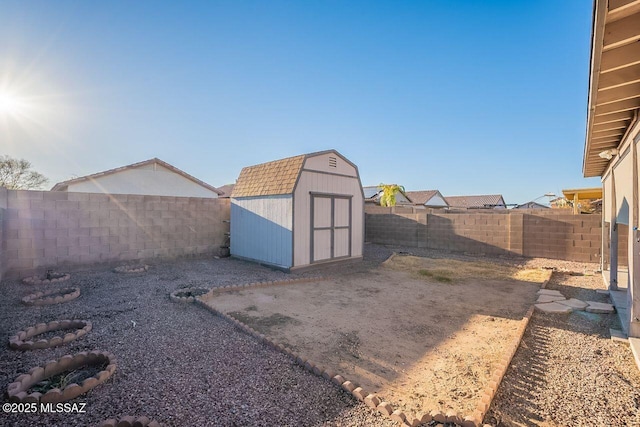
[598,149,618,160]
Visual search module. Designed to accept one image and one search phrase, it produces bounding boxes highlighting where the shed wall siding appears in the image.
[303,153,357,177]
[231,195,293,268]
[65,165,219,198]
[293,171,363,267]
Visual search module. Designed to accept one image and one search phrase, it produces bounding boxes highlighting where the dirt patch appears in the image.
[206,255,549,417]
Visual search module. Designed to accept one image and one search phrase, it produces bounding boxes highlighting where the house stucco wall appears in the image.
[61,163,219,198]
[0,189,229,278]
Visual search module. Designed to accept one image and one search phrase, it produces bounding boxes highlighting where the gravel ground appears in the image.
[1,244,639,427]
[484,268,640,426]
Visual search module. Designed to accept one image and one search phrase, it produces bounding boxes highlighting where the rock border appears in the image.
[6,350,117,404]
[114,264,149,274]
[472,272,553,426]
[22,272,71,286]
[170,287,210,303]
[198,272,551,427]
[9,320,92,351]
[22,287,81,306]
[98,416,163,427]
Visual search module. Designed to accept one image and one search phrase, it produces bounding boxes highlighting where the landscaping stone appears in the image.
[114,264,149,274]
[22,271,71,285]
[9,320,92,351]
[377,402,393,416]
[6,351,117,403]
[585,301,615,313]
[536,294,567,303]
[537,289,564,296]
[557,298,589,310]
[22,287,80,306]
[535,302,573,313]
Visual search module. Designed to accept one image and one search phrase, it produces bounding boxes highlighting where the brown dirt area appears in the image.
[204,254,551,417]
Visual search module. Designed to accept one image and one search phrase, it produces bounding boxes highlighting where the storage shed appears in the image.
[230,150,364,271]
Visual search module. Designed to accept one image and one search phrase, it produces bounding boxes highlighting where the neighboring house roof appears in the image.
[445,194,506,209]
[363,186,382,200]
[51,158,222,194]
[404,190,448,207]
[217,184,235,198]
[362,186,413,204]
[231,150,359,198]
[582,0,640,177]
[514,201,549,209]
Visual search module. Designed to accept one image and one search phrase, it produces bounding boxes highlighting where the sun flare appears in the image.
[0,90,27,117]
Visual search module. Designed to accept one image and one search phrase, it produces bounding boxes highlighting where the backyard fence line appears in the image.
[364,206,614,264]
[0,188,230,280]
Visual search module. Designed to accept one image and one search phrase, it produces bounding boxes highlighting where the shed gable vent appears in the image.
[329,156,337,168]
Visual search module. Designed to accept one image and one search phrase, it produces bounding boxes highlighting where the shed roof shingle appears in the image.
[231,155,306,198]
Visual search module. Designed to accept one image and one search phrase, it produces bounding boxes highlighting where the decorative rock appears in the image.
[585,301,616,313]
[377,402,393,416]
[99,420,117,427]
[557,298,589,310]
[535,302,573,313]
[596,289,610,294]
[62,383,83,401]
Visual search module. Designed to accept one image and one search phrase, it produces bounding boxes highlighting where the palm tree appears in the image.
[377,183,405,207]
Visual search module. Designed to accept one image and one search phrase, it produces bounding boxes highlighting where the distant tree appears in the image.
[377,183,405,207]
[0,155,49,190]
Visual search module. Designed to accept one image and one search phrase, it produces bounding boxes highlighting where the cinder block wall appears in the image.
[0,189,230,278]
[522,213,601,262]
[365,206,602,263]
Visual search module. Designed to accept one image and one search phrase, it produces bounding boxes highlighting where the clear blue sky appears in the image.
[0,0,599,205]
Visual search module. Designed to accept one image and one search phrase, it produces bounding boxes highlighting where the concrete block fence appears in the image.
[0,188,230,280]
[365,206,603,263]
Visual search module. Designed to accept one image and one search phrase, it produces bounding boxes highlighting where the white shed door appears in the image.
[311,194,351,263]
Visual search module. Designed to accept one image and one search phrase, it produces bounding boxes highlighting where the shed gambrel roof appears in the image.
[232,150,360,198]
[231,154,306,198]
[445,194,506,209]
[51,158,222,194]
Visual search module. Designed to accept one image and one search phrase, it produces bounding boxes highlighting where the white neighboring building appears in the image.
[51,158,222,198]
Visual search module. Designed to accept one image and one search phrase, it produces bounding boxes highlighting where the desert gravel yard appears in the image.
[0,244,639,427]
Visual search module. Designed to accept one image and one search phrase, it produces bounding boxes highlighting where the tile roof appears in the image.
[217,184,235,198]
[231,154,306,197]
[405,190,440,205]
[445,194,506,209]
[51,158,222,194]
